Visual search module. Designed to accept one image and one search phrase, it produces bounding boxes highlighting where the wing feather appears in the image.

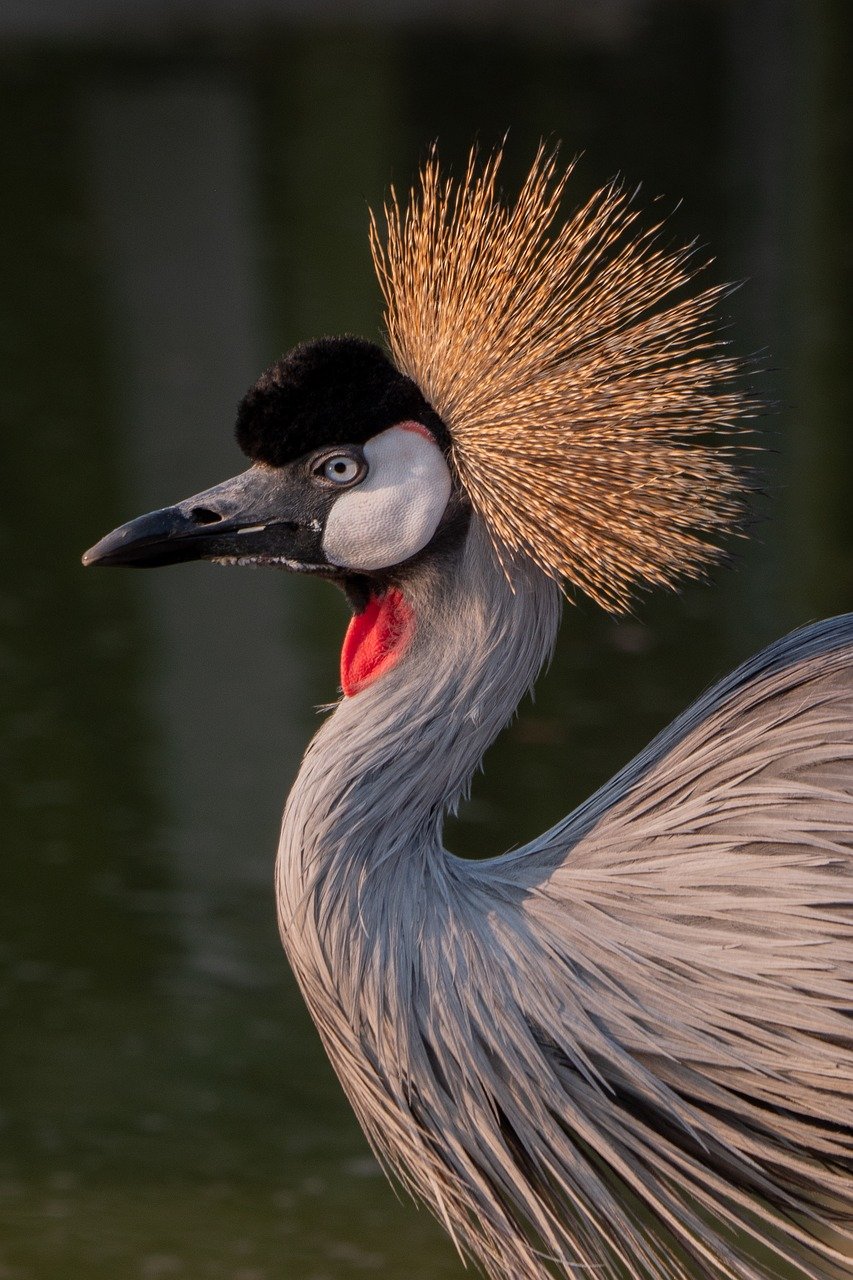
[487,615,853,1277]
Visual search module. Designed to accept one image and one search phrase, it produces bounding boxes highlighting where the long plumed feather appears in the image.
[371,144,754,610]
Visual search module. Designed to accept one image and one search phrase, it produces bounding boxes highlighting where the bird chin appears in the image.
[211,555,329,572]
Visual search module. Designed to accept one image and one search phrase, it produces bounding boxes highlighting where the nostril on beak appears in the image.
[190,507,224,525]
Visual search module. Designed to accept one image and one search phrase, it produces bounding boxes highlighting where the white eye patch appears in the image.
[322,423,452,572]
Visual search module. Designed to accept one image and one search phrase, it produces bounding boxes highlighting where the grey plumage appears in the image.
[277,518,853,1280]
[81,147,852,1280]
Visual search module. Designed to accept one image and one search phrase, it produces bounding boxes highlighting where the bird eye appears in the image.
[314,452,367,487]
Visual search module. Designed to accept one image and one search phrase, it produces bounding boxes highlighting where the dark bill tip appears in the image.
[82,506,203,568]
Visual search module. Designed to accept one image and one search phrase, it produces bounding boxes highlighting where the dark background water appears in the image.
[1,2,851,1277]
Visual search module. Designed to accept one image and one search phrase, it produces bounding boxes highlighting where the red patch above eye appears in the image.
[340,588,415,697]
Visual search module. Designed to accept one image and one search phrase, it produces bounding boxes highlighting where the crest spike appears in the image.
[370,145,754,612]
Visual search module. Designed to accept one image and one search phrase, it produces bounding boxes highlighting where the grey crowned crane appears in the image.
[84,147,852,1280]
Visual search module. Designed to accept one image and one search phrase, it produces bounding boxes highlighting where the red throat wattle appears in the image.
[340,588,415,697]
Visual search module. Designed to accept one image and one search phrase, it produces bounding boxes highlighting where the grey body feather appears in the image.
[276,518,853,1280]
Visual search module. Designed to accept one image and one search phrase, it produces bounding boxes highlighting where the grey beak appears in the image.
[82,465,328,570]
[82,502,225,568]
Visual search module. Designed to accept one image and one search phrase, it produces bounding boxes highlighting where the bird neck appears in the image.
[276,518,562,927]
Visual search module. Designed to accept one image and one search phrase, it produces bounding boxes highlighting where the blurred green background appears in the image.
[0,1,851,1277]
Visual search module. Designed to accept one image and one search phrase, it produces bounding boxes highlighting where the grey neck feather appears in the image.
[278,516,561,896]
[275,520,563,1261]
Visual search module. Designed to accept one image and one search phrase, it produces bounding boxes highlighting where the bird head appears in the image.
[82,335,472,695]
[82,335,463,585]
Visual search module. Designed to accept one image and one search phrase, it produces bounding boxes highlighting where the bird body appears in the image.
[84,147,852,1280]
[278,520,853,1280]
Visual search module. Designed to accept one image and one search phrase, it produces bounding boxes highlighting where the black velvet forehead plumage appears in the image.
[235,336,449,468]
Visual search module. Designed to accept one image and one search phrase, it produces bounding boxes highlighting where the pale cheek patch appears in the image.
[322,424,452,571]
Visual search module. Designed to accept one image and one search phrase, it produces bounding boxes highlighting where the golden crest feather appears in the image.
[370,144,753,611]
